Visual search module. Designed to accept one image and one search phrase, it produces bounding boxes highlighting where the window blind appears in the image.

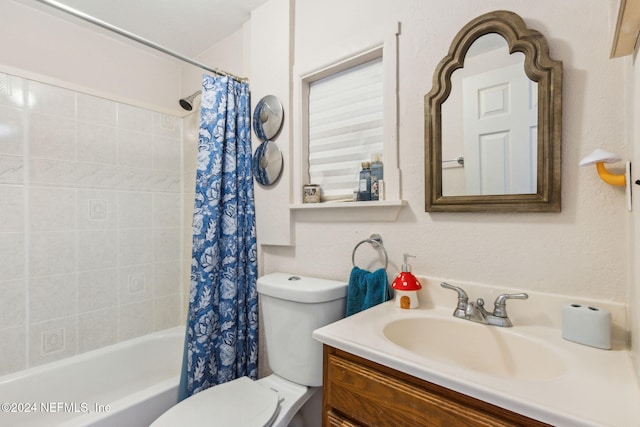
[308,57,383,200]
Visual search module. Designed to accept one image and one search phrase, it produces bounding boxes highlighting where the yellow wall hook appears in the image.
[579,149,632,211]
[595,161,626,186]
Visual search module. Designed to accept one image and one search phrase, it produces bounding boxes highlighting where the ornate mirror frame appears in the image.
[425,10,562,212]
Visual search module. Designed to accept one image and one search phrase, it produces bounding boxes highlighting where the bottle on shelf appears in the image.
[357,162,372,201]
[370,153,384,200]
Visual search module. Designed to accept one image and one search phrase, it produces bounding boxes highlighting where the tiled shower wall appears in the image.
[0,73,184,376]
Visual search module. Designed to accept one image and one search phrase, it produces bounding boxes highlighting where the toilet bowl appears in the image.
[151,273,348,427]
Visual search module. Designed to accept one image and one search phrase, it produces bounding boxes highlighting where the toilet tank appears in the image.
[257,272,348,387]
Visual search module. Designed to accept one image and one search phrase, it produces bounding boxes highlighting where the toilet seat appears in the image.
[151,377,280,427]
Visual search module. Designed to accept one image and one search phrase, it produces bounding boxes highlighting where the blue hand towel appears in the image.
[346,266,390,317]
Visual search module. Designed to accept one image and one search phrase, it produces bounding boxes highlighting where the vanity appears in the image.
[322,346,547,426]
[312,278,640,427]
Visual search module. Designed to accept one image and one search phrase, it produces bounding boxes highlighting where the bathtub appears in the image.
[0,326,184,427]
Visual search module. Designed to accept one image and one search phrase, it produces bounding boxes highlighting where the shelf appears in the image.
[290,200,407,222]
[611,0,640,58]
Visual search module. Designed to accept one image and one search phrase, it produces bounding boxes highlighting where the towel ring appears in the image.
[352,234,389,270]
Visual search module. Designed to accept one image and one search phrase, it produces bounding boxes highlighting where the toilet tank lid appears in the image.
[257,272,348,303]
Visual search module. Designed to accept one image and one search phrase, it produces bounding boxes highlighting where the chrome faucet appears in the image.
[440,282,528,327]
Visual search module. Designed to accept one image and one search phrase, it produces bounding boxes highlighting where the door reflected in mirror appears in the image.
[425,10,562,212]
[442,34,538,196]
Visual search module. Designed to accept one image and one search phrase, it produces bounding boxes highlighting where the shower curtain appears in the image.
[179,74,258,399]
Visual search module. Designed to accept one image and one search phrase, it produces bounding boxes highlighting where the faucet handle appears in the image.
[441,282,469,317]
[440,282,468,301]
[493,293,528,318]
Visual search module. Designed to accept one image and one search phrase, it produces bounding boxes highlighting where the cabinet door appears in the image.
[323,347,549,427]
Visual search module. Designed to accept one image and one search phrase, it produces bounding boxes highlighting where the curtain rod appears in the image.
[33,0,249,83]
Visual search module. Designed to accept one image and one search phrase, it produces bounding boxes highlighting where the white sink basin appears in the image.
[383,317,567,380]
[314,300,640,426]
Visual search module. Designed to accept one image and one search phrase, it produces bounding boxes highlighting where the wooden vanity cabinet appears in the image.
[322,346,550,427]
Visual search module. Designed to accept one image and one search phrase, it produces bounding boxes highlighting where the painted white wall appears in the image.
[180,29,249,101]
[260,0,631,307]
[250,0,294,247]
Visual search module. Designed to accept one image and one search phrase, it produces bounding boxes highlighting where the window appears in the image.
[293,24,400,208]
[307,58,384,201]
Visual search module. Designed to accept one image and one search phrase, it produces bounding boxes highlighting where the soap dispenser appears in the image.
[391,253,422,309]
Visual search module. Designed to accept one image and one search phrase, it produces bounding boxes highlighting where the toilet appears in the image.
[151,272,348,427]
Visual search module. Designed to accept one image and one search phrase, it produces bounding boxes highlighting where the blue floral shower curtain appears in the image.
[179,75,258,399]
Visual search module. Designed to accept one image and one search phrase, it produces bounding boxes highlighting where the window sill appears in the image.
[290,200,407,222]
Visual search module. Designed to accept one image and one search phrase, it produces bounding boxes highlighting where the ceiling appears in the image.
[19,0,271,58]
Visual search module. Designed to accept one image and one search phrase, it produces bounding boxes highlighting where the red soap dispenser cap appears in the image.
[391,253,422,290]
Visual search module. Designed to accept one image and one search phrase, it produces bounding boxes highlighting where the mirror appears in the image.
[252,140,283,186]
[253,95,284,141]
[425,11,562,212]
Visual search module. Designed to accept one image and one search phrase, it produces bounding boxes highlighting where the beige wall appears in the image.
[628,51,640,376]
[259,0,631,308]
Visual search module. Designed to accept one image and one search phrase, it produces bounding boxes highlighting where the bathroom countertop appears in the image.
[313,301,640,427]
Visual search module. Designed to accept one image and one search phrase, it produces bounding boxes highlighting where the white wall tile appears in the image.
[154,227,181,262]
[0,154,23,184]
[29,316,77,367]
[0,185,24,232]
[77,308,117,353]
[30,159,121,190]
[0,105,24,156]
[183,139,199,174]
[153,261,181,296]
[117,129,152,169]
[29,187,76,232]
[153,135,181,171]
[77,122,117,165]
[77,189,117,229]
[77,93,117,127]
[153,112,181,139]
[118,228,152,266]
[29,158,75,187]
[78,269,117,313]
[0,73,25,109]
[0,326,26,375]
[118,104,153,133]
[77,229,118,272]
[0,75,184,375]
[183,225,194,261]
[118,264,153,303]
[154,293,182,330]
[27,81,75,118]
[153,192,181,228]
[28,113,76,161]
[29,274,77,323]
[0,232,24,281]
[0,279,25,327]
[29,231,76,277]
[118,300,153,341]
[149,170,181,193]
[118,191,152,228]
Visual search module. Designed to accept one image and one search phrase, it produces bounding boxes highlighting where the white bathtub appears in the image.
[0,326,184,427]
